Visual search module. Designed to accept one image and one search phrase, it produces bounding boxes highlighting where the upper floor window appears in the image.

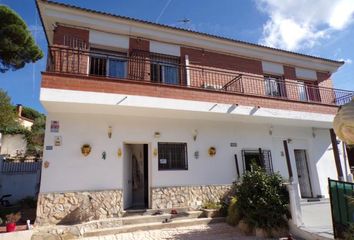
[297,81,308,101]
[297,81,321,102]
[151,61,179,85]
[264,75,285,97]
[89,49,127,78]
[242,149,273,174]
[158,142,188,170]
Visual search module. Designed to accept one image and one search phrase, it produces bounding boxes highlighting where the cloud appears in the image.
[257,0,354,51]
[338,58,352,64]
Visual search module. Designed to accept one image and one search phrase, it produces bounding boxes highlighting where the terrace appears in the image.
[45,46,354,107]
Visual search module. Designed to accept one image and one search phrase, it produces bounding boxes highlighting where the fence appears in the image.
[46,46,354,106]
[328,178,354,238]
[0,157,42,203]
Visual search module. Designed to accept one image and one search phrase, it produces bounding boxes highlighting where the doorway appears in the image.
[123,144,149,210]
[346,145,354,174]
[294,149,313,198]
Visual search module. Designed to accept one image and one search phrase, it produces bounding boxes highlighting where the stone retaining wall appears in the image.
[36,185,232,225]
[151,184,233,209]
[36,189,123,225]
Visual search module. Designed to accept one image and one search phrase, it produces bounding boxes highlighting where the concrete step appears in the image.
[122,210,203,225]
[300,198,330,206]
[122,207,190,217]
[83,217,225,238]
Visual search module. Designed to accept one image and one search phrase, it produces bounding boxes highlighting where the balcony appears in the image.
[46,46,353,107]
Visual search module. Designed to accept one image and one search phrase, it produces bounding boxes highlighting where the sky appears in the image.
[1,0,354,113]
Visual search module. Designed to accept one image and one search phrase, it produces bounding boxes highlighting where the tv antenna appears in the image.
[177,18,191,29]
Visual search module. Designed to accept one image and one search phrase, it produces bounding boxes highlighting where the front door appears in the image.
[294,149,313,198]
[124,144,148,210]
[346,145,354,171]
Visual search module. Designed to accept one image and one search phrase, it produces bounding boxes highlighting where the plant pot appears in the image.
[237,220,253,235]
[202,208,219,218]
[255,228,270,238]
[6,223,16,232]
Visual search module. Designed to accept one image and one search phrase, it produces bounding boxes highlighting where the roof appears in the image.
[37,0,344,65]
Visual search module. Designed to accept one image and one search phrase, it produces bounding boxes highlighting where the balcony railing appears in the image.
[46,46,354,106]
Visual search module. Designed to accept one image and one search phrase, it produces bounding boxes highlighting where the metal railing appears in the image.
[46,46,354,106]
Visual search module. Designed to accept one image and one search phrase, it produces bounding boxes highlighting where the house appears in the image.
[0,105,34,157]
[35,0,354,225]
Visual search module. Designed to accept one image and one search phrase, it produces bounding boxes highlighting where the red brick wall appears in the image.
[53,25,89,46]
[41,73,338,115]
[128,38,150,80]
[283,66,297,80]
[181,47,263,75]
[52,25,90,75]
[129,38,150,52]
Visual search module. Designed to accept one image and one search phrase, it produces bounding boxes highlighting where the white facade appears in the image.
[40,105,344,199]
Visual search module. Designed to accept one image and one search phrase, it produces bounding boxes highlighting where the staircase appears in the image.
[34,209,225,239]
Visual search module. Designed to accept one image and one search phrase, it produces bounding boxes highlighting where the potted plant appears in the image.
[5,212,21,232]
[202,200,221,218]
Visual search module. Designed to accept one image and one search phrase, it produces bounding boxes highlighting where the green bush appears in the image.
[202,200,221,209]
[226,196,240,226]
[235,166,289,230]
[344,224,354,240]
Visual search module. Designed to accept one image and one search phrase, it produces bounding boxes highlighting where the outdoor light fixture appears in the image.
[108,126,112,139]
[117,148,122,157]
[154,132,161,138]
[193,129,198,141]
[153,148,158,156]
[312,127,316,138]
[269,126,273,135]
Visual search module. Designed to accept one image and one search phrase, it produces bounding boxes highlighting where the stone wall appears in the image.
[151,184,233,209]
[36,189,123,225]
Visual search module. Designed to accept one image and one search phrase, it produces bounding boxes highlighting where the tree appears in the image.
[0,5,43,73]
[0,89,18,130]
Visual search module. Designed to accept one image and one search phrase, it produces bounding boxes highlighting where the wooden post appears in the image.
[330,128,344,181]
[283,140,293,182]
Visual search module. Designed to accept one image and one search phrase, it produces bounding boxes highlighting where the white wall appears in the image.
[0,134,27,157]
[40,112,339,198]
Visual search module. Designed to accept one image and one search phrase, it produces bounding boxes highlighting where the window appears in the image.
[158,142,188,170]
[151,62,179,85]
[297,81,308,101]
[108,58,127,78]
[242,149,273,174]
[264,75,285,97]
[89,50,127,78]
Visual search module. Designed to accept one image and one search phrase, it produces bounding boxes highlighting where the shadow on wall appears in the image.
[308,130,334,198]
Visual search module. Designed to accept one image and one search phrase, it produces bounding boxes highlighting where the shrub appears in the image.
[5,212,21,224]
[202,200,221,209]
[236,166,289,230]
[343,224,354,240]
[226,196,240,226]
[20,196,37,208]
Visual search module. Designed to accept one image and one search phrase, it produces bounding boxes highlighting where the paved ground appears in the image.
[84,223,263,240]
[301,201,334,239]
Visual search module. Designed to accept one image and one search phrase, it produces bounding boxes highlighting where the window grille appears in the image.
[158,142,188,170]
[241,149,273,174]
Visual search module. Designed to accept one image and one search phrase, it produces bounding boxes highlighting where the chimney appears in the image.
[16,104,23,117]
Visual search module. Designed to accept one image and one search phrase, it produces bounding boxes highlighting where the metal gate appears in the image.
[328,178,354,238]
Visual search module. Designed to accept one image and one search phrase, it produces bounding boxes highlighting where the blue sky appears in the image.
[1,0,354,113]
